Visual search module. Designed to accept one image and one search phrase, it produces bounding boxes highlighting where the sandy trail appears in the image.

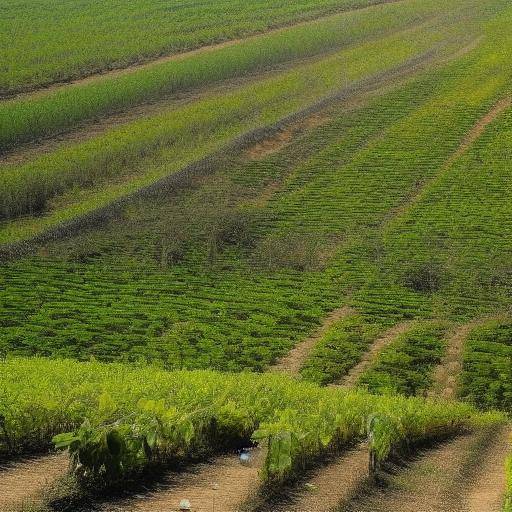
[0,453,68,512]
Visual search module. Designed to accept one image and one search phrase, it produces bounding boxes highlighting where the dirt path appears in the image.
[341,426,510,512]
[102,450,264,512]
[339,321,414,387]
[464,426,510,512]
[7,0,404,101]
[0,453,68,511]
[258,444,369,512]
[428,321,479,400]
[452,96,512,161]
[271,306,354,375]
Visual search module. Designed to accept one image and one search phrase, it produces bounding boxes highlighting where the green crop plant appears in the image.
[0,0,473,152]
[0,357,502,488]
[3,3,512,368]
[357,321,449,396]
[0,0,393,95]
[0,14,463,227]
[459,319,512,411]
[300,315,386,385]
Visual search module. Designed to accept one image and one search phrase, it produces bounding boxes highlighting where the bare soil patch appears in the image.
[259,444,369,512]
[102,450,264,512]
[0,453,68,511]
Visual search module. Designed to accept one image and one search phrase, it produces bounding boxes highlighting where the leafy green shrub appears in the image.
[252,232,329,271]
[1,357,495,488]
[403,261,445,293]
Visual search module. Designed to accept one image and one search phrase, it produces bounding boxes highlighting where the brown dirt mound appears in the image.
[0,453,68,511]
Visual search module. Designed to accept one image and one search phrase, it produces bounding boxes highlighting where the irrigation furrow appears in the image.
[0,453,68,512]
[338,321,414,387]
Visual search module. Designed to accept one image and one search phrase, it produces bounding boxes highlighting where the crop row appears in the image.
[0,66,468,366]
[300,315,386,385]
[2,17,512,369]
[0,357,500,487]
[357,321,448,396]
[459,319,512,411]
[0,0,454,152]
[0,0,392,95]
[0,17,452,229]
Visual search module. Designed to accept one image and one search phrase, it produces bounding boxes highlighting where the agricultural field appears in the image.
[1,0,512,510]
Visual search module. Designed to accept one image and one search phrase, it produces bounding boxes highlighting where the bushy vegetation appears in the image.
[459,319,512,411]
[0,0,447,152]
[1,0,511,507]
[357,322,448,396]
[0,357,500,488]
[0,0,391,95]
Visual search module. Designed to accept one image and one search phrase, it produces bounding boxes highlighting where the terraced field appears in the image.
[1,0,512,510]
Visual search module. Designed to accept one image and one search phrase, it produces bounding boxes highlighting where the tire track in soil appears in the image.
[255,308,375,512]
[338,313,511,511]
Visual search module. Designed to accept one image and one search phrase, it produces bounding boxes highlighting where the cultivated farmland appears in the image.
[1,0,511,510]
